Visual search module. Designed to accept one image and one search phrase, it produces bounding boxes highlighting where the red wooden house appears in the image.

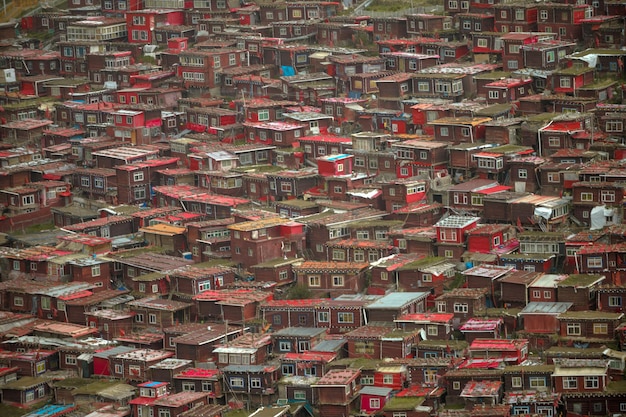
[359,386,393,414]
[484,78,533,105]
[519,301,572,336]
[536,3,589,40]
[550,64,595,96]
[434,215,480,260]
[493,4,538,34]
[468,338,529,365]
[316,154,354,177]
[394,312,454,340]
[129,381,168,417]
[466,224,518,255]
[126,10,185,44]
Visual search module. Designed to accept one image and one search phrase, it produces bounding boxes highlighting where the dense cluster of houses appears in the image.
[0,0,625,416]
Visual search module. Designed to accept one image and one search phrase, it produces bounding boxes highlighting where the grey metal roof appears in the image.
[223,365,273,373]
[92,346,136,359]
[366,292,429,309]
[310,339,346,352]
[519,301,573,315]
[273,327,327,337]
[359,386,393,396]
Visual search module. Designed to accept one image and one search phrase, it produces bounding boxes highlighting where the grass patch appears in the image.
[17,222,56,235]
[0,400,49,417]
[225,410,251,417]
[365,0,440,11]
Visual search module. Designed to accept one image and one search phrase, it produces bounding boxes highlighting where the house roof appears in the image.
[435,215,481,229]
[460,380,502,397]
[519,301,573,315]
[394,312,454,324]
[460,318,503,332]
[360,386,393,396]
[366,292,429,309]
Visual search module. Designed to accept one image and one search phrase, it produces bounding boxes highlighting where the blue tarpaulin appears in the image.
[281,66,296,76]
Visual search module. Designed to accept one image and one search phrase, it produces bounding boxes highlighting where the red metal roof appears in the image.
[475,185,511,195]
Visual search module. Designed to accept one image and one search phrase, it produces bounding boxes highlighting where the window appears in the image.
[453,303,468,313]
[135,314,144,323]
[115,364,123,375]
[518,169,528,179]
[582,256,603,269]
[580,192,594,202]
[601,190,615,202]
[529,377,546,388]
[546,50,555,63]
[427,325,438,336]
[609,296,622,307]
[182,382,196,391]
[440,127,449,137]
[318,311,329,323]
[250,378,261,388]
[560,78,571,88]
[14,296,23,307]
[36,361,46,374]
[332,276,344,287]
[294,390,306,400]
[453,381,461,390]
[332,250,345,261]
[361,376,374,385]
[230,377,244,388]
[133,172,144,182]
[370,398,381,409]
[567,323,581,336]
[584,376,599,389]
[91,264,101,277]
[41,297,50,310]
[488,90,499,99]
[593,323,608,335]
[606,121,623,133]
[149,314,157,324]
[563,377,578,389]
[338,312,354,323]
[511,376,522,388]
[308,275,320,287]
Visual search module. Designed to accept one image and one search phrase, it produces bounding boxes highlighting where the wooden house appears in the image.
[280,350,337,379]
[127,297,192,330]
[312,369,361,417]
[435,288,488,327]
[172,368,224,400]
[345,325,420,360]
[148,358,193,387]
[111,349,174,382]
[557,274,606,311]
[536,3,589,40]
[553,359,609,393]
[394,312,454,340]
[434,215,480,260]
[365,292,429,322]
[466,224,518,256]
[1,376,52,407]
[459,318,504,344]
[468,338,529,365]
[293,261,370,298]
[493,5,539,37]
[222,364,280,406]
[499,270,542,308]
[443,369,503,406]
[359,386,393,414]
[518,301,572,339]
[271,327,327,354]
[557,310,623,345]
